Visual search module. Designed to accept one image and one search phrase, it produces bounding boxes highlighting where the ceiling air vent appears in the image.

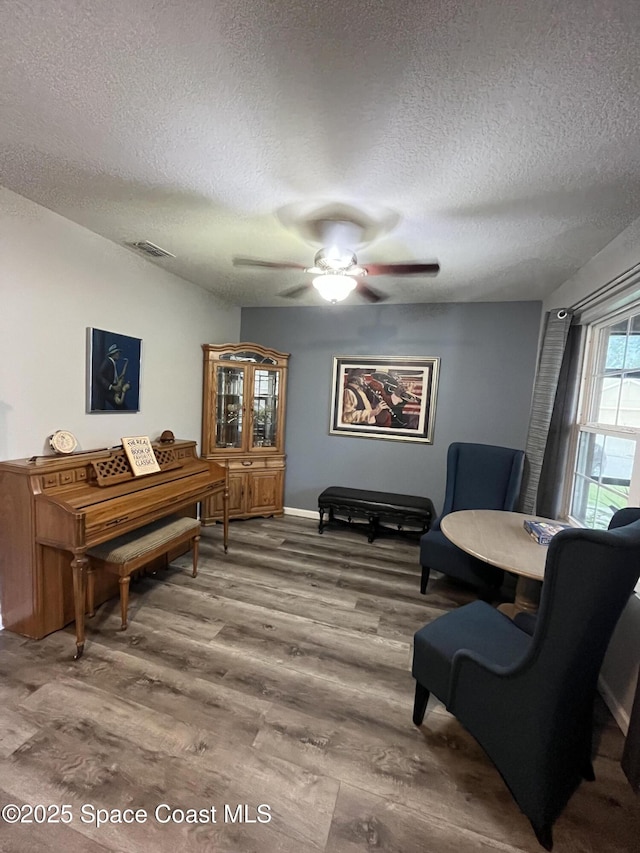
[127,240,176,259]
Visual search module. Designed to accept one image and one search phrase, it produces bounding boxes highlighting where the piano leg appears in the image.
[71,554,88,660]
[119,576,130,630]
[192,533,200,578]
[86,565,96,618]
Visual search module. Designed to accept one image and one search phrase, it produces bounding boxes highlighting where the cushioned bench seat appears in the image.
[87,515,201,630]
[318,486,434,543]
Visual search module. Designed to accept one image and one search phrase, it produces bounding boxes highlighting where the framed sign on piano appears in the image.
[87,327,142,413]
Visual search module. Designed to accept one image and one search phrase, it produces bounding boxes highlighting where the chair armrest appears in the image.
[447,650,516,713]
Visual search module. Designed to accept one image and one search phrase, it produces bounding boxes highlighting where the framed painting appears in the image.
[87,328,142,413]
[330,356,440,443]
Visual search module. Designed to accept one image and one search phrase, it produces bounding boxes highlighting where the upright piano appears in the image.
[0,439,228,643]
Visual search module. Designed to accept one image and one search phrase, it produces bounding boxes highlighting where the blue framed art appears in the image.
[87,327,142,413]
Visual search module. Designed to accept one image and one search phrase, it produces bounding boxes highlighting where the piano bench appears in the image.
[86,515,201,630]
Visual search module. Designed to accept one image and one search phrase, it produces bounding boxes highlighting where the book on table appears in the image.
[523,519,573,545]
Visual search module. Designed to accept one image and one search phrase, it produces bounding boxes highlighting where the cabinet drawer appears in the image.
[226,456,285,472]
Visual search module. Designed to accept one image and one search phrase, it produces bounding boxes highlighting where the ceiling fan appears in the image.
[232,248,440,303]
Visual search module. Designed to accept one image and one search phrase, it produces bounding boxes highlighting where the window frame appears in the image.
[564,303,640,531]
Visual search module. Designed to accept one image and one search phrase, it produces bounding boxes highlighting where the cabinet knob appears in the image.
[242,461,253,467]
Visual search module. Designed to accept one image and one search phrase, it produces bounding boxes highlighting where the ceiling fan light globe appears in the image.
[313,274,357,303]
[326,246,355,269]
[314,248,358,272]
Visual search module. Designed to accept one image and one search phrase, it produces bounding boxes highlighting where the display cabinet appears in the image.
[201,343,289,523]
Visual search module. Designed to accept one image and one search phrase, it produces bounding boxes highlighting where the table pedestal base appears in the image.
[498,577,542,619]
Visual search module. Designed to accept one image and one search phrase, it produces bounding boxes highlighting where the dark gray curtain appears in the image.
[536,322,584,518]
[519,310,574,515]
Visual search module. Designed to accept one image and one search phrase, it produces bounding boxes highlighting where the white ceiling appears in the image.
[2,0,640,307]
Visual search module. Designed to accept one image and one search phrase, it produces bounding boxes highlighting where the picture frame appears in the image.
[329,356,440,443]
[87,327,142,413]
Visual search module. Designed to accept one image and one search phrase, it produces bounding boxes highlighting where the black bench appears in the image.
[318,486,434,543]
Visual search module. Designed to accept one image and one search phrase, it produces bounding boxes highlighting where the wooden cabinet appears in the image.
[201,343,289,522]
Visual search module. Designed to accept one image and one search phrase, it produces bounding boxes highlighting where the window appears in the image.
[568,309,640,530]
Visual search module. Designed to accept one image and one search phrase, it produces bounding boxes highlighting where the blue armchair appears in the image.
[412,507,640,850]
[420,442,525,594]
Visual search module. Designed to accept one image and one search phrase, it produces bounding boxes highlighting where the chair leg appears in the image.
[413,682,430,725]
[478,583,501,603]
[580,711,596,781]
[581,758,595,781]
[367,514,377,543]
[532,821,553,851]
[420,565,431,594]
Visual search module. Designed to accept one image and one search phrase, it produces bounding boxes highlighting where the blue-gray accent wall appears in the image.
[240,302,542,515]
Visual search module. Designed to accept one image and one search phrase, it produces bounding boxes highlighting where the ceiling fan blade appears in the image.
[233,257,308,271]
[279,283,311,299]
[361,262,440,276]
[355,281,387,303]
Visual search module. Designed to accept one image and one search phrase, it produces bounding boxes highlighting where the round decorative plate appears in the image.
[49,430,78,455]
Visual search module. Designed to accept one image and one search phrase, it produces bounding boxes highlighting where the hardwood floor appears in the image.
[0,515,638,852]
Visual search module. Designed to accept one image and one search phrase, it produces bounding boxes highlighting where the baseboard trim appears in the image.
[283,507,317,520]
[598,674,630,735]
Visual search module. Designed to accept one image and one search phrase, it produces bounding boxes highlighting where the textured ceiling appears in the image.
[1,0,640,307]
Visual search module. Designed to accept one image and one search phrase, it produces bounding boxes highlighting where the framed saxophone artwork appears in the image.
[329,355,440,443]
[87,327,142,413]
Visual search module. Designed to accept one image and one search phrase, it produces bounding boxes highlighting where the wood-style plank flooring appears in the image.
[0,516,638,852]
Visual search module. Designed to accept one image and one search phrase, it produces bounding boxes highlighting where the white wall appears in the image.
[544,216,640,733]
[0,187,240,460]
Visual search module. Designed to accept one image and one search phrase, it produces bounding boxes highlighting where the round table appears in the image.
[440,509,561,616]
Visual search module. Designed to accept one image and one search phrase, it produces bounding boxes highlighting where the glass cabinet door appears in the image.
[252,369,280,449]
[216,365,244,448]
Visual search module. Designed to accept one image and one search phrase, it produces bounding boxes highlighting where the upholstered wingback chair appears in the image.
[420,442,525,594]
[412,507,640,850]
